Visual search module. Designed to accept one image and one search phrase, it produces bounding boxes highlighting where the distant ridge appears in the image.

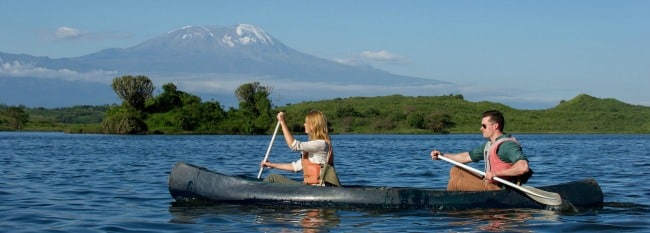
[14,93,650,134]
[278,93,650,133]
[553,94,648,111]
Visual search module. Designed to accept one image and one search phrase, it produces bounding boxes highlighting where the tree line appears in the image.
[0,75,456,134]
[11,75,645,134]
[5,76,650,134]
[100,75,456,134]
[102,75,274,134]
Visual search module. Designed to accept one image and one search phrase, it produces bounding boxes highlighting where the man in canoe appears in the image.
[430,110,532,191]
[260,111,341,186]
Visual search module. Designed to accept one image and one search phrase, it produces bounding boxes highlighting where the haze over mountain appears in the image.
[0,24,451,108]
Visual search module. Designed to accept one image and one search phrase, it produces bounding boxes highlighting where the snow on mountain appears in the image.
[224,24,274,47]
[168,24,274,47]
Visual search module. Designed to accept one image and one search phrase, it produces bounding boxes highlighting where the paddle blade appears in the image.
[520,185,562,206]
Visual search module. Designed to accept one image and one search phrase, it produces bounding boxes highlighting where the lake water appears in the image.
[1,132,649,232]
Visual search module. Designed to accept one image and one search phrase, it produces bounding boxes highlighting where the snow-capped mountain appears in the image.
[0,24,451,108]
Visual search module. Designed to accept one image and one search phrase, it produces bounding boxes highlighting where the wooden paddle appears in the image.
[437,155,563,206]
[257,121,281,179]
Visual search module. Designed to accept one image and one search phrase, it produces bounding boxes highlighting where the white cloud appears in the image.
[359,50,407,63]
[47,26,132,41]
[0,60,116,83]
[332,57,361,66]
[170,75,260,93]
[55,26,87,40]
[332,50,409,67]
[138,73,458,106]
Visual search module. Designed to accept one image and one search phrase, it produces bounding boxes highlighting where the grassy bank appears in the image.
[6,94,650,134]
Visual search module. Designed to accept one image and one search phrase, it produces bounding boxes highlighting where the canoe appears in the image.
[168,162,603,211]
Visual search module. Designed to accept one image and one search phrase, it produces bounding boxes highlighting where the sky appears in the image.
[1,0,649,109]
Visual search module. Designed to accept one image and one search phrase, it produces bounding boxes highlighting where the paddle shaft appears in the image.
[437,155,561,204]
[257,121,281,179]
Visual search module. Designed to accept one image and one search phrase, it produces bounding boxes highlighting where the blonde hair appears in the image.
[305,110,330,142]
[305,110,333,164]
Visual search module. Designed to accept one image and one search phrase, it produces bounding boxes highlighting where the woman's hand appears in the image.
[430,150,442,160]
[277,112,285,122]
[261,160,273,169]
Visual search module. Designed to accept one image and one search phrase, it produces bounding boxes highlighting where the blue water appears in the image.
[1,132,649,232]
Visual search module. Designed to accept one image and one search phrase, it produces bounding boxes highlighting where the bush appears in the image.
[101,106,147,134]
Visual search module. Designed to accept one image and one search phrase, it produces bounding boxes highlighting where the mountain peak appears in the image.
[165,24,274,48]
[226,24,274,47]
[171,25,217,40]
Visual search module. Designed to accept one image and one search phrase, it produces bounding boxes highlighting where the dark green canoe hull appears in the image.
[168,162,603,211]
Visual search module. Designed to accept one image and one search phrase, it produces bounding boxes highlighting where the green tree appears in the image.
[423,112,455,133]
[2,106,29,130]
[407,113,425,129]
[234,82,274,134]
[336,105,362,118]
[147,83,183,113]
[111,75,154,111]
[101,105,147,134]
[173,103,201,131]
[144,82,227,134]
[196,101,226,132]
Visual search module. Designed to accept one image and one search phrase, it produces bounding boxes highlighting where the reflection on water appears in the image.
[169,201,570,232]
[445,209,558,232]
[297,209,340,233]
[169,202,340,232]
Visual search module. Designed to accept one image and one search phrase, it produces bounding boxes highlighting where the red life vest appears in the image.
[301,143,333,185]
[302,154,322,185]
[486,137,520,182]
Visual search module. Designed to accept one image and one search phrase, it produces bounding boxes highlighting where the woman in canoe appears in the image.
[260,111,340,186]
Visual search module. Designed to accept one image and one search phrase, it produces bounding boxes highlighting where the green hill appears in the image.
[276,94,650,134]
[3,93,650,134]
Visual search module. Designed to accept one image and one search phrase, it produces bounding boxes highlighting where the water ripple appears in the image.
[1,132,649,232]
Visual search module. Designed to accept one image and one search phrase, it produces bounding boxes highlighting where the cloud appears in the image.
[55,26,87,40]
[0,60,116,83]
[332,49,409,67]
[47,26,132,41]
[331,57,361,66]
[359,50,408,63]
